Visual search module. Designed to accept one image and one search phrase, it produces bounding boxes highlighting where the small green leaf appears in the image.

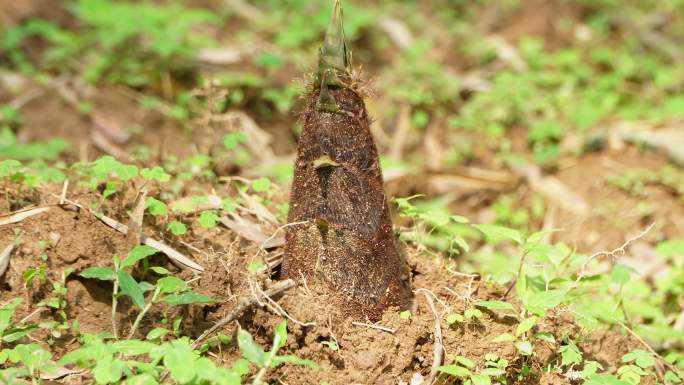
[146,327,169,340]
[117,270,145,309]
[464,308,482,319]
[622,349,655,369]
[232,358,250,376]
[523,289,567,316]
[0,159,22,177]
[121,245,157,269]
[438,364,471,377]
[111,340,157,355]
[237,328,266,366]
[79,267,116,281]
[471,374,492,385]
[167,221,187,235]
[451,355,475,368]
[164,340,197,383]
[272,354,319,368]
[475,300,515,311]
[582,360,604,378]
[139,281,155,293]
[116,164,139,180]
[150,266,170,275]
[451,215,470,224]
[122,373,158,385]
[492,333,515,343]
[584,374,632,385]
[159,292,216,306]
[515,316,538,337]
[559,341,583,367]
[411,109,429,129]
[610,264,636,286]
[156,276,187,294]
[222,132,248,150]
[473,224,523,244]
[0,298,22,334]
[481,367,506,376]
[221,197,238,212]
[145,197,168,216]
[198,211,219,229]
[247,261,266,273]
[3,324,37,342]
[664,371,681,383]
[525,229,561,245]
[141,166,171,182]
[516,341,534,356]
[275,319,288,349]
[484,353,499,362]
[251,177,271,193]
[446,313,465,325]
[92,354,124,384]
[533,332,555,343]
[321,340,339,350]
[399,310,412,320]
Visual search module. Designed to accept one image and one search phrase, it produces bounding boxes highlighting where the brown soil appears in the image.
[493,0,584,48]
[2,73,674,384]
[16,86,196,163]
[0,180,647,385]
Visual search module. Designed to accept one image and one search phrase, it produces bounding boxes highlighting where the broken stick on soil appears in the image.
[422,290,444,385]
[350,321,395,334]
[0,207,50,226]
[571,222,655,289]
[55,195,204,272]
[618,321,684,383]
[0,243,14,278]
[191,279,296,349]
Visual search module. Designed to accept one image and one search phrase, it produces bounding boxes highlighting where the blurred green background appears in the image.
[2,0,683,166]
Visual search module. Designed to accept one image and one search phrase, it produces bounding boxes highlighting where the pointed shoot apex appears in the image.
[320,0,349,73]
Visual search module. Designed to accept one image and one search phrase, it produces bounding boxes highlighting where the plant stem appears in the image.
[502,250,529,299]
[252,347,278,385]
[112,268,119,339]
[252,341,280,385]
[127,288,159,339]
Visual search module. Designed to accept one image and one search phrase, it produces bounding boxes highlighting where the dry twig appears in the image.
[0,243,14,278]
[422,291,444,385]
[379,16,414,50]
[350,321,396,334]
[0,207,50,226]
[509,160,589,216]
[618,321,684,383]
[170,195,222,214]
[129,187,148,245]
[58,180,69,205]
[254,283,315,327]
[141,236,204,273]
[389,103,411,161]
[55,196,204,272]
[219,214,284,248]
[191,279,295,349]
[571,223,655,289]
[90,130,130,161]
